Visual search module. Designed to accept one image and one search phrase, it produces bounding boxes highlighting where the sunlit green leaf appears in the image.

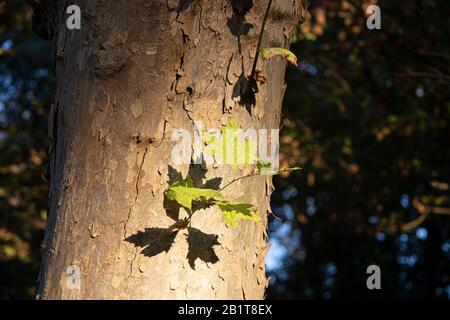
[215,200,261,228]
[167,176,222,210]
[203,119,258,167]
[260,47,298,67]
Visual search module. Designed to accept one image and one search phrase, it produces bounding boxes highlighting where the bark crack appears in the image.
[123,145,149,238]
[125,247,139,285]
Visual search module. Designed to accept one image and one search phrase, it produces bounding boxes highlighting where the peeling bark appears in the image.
[33,0,306,299]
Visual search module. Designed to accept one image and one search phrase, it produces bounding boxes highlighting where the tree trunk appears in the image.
[31,0,306,299]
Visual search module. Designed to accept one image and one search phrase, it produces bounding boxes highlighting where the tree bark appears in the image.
[32,0,306,299]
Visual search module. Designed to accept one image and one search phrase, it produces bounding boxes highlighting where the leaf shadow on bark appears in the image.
[125,226,220,270]
[186,227,220,269]
[125,164,222,269]
[169,0,194,13]
[125,228,178,258]
[227,0,254,37]
[227,0,258,114]
[232,74,258,114]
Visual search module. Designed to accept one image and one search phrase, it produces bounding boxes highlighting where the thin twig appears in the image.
[401,198,450,232]
[250,0,273,77]
[401,212,430,232]
[219,173,254,192]
[430,180,449,191]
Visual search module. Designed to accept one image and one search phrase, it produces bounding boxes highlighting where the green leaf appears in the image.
[167,176,222,210]
[225,118,240,130]
[260,47,298,67]
[203,119,258,167]
[256,159,274,175]
[202,131,217,145]
[256,159,301,176]
[215,200,260,227]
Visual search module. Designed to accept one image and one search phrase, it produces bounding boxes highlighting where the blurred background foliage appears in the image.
[0,0,51,299]
[0,0,449,299]
[268,0,450,299]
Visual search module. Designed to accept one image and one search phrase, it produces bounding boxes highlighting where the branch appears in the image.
[401,198,450,232]
[430,180,449,191]
[395,70,450,82]
[401,212,430,233]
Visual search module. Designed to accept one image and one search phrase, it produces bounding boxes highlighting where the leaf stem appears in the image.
[251,0,273,77]
[219,173,256,191]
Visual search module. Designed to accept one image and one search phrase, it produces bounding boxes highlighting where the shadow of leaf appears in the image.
[125,226,221,271]
[169,0,194,12]
[125,228,178,258]
[203,177,223,190]
[227,0,254,37]
[186,227,220,269]
[232,73,258,114]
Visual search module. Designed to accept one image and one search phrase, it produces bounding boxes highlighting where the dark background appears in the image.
[1,0,449,299]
